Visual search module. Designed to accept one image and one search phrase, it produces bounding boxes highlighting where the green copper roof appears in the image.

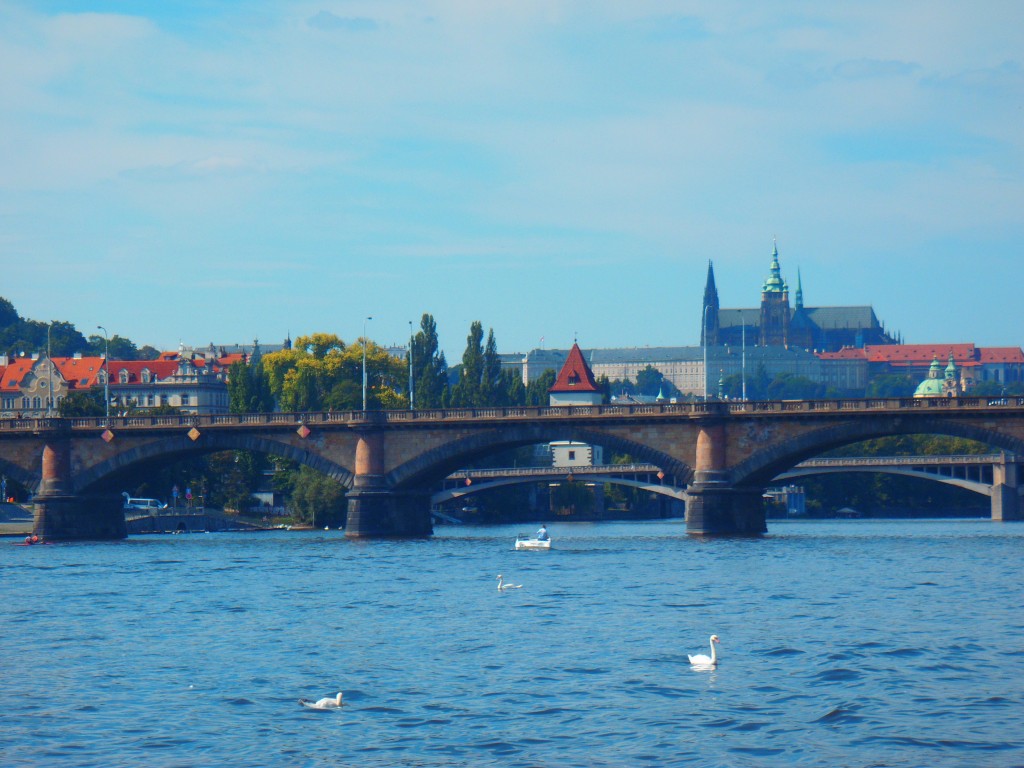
[762,242,786,293]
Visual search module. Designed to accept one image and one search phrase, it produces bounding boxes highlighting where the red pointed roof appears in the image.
[549,344,600,393]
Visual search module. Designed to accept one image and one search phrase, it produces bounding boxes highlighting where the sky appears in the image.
[1,1,1022,360]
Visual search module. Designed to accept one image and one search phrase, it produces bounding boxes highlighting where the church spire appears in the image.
[701,260,720,346]
[763,239,785,293]
[795,267,804,309]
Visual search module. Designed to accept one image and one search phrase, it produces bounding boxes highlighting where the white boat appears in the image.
[515,534,551,550]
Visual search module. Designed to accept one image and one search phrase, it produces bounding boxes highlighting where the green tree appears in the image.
[866,374,918,398]
[88,333,139,360]
[451,322,485,407]
[228,346,275,413]
[410,314,449,408]
[0,297,18,328]
[289,466,346,526]
[635,365,665,397]
[58,389,105,417]
[767,373,825,400]
[526,369,557,406]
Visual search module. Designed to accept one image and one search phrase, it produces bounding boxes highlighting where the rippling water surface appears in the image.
[3,519,1023,767]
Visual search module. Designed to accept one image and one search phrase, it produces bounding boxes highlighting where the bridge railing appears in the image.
[795,454,1005,468]
[2,395,1024,432]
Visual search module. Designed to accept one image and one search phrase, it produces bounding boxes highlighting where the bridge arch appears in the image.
[75,432,355,494]
[0,456,40,496]
[388,424,693,491]
[732,417,1024,488]
[432,476,687,506]
[777,465,994,496]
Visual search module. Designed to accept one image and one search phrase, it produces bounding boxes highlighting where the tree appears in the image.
[767,373,825,400]
[451,322,485,407]
[0,297,18,328]
[526,369,556,406]
[635,365,665,397]
[866,374,917,398]
[410,314,449,409]
[58,389,105,417]
[88,333,139,360]
[228,346,275,413]
[262,332,406,412]
[289,466,346,526]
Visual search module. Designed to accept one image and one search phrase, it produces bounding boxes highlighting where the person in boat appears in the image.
[535,524,548,541]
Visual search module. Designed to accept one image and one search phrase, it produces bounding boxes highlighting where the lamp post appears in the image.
[741,315,747,402]
[46,322,53,416]
[408,320,414,411]
[97,326,109,423]
[362,316,372,411]
[702,305,710,402]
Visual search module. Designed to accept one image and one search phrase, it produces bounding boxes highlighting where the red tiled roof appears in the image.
[549,344,599,393]
[863,344,977,364]
[106,360,179,385]
[816,347,868,361]
[0,358,37,390]
[978,347,1024,364]
[54,356,108,388]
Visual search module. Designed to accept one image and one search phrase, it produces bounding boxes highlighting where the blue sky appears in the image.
[1,1,1021,359]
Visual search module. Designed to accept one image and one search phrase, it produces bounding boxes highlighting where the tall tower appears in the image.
[701,260,720,346]
[759,240,790,347]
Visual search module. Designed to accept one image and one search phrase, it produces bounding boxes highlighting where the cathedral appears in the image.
[701,243,898,352]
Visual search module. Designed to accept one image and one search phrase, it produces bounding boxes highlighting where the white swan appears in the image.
[496,574,522,591]
[688,635,720,667]
[299,692,343,709]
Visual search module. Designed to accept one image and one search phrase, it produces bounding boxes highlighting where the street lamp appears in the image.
[362,316,372,411]
[47,322,53,416]
[702,305,710,402]
[408,320,414,411]
[97,326,109,423]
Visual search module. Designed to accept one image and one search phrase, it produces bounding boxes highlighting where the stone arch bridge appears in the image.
[3,396,1022,540]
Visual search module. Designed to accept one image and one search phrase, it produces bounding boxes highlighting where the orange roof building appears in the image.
[549,343,602,406]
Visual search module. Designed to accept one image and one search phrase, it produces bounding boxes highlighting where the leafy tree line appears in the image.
[0,296,159,360]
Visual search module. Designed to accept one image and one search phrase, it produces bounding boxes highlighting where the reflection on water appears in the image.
[3,519,1023,767]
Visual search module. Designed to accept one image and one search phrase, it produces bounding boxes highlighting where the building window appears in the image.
[141,369,150,383]
[180,393,190,406]
[568,450,576,460]
[21,397,30,409]
[119,370,129,384]
[32,396,41,410]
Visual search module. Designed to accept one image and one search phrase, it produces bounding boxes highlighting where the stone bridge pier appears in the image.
[685,421,766,535]
[345,428,432,538]
[34,431,125,541]
[991,453,1021,522]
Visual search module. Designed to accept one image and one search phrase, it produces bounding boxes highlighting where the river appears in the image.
[3,519,1022,767]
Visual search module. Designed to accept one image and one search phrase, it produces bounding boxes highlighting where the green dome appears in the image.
[914,378,945,397]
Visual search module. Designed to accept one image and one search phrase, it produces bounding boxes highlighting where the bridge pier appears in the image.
[345,430,432,538]
[686,422,766,535]
[33,436,126,541]
[991,453,1021,521]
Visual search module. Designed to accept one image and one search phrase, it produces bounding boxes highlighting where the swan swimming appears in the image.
[688,635,720,667]
[299,692,343,709]
[496,574,522,591]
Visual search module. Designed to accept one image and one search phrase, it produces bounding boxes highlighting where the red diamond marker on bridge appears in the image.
[297,425,311,438]
[188,427,201,441]
[101,429,114,443]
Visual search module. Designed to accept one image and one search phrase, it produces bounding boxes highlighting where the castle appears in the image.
[701,242,898,352]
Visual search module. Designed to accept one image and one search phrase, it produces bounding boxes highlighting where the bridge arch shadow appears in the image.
[732,417,1024,488]
[75,433,355,494]
[387,424,693,491]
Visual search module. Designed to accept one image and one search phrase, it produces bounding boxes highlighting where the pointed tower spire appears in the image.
[795,267,804,310]
[701,260,720,346]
